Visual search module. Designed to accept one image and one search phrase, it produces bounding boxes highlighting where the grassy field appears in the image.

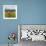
[5,9,16,18]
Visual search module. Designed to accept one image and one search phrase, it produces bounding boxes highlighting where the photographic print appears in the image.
[3,5,17,19]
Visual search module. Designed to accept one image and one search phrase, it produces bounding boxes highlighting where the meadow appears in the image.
[5,9,16,18]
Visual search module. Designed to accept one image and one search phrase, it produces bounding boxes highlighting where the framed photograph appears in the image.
[3,5,17,19]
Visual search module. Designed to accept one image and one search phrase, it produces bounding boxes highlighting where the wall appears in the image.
[0,0,46,44]
[0,0,22,44]
[20,0,46,24]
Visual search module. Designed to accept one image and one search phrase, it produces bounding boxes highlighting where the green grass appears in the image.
[5,9,16,18]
